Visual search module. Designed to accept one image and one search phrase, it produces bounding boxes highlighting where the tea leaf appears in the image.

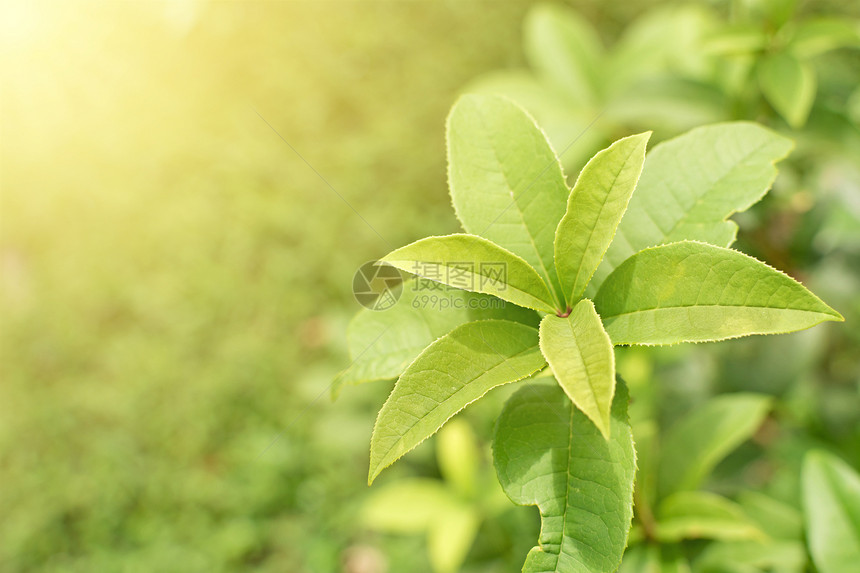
[591,123,792,293]
[448,95,569,308]
[493,380,635,573]
[539,299,615,438]
[382,234,558,312]
[554,132,649,302]
[369,320,545,484]
[594,241,843,346]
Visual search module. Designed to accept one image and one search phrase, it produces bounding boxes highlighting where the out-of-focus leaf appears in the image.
[657,393,772,497]
[428,504,481,573]
[524,3,602,105]
[619,545,694,573]
[737,491,803,540]
[696,540,806,573]
[751,0,798,28]
[362,478,459,533]
[758,52,817,128]
[381,234,557,312]
[554,132,650,302]
[789,18,860,57]
[593,242,843,346]
[447,94,569,308]
[436,418,479,499]
[605,78,726,133]
[369,320,545,484]
[336,282,537,391]
[592,123,793,292]
[802,450,860,573]
[539,300,616,438]
[610,4,717,93]
[618,545,661,573]
[493,380,635,573]
[656,491,763,542]
[702,27,768,55]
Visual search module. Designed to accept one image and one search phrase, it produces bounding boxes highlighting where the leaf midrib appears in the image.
[601,303,838,320]
[478,112,564,309]
[567,142,639,300]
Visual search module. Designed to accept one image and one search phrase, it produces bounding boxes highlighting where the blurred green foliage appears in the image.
[1,0,858,572]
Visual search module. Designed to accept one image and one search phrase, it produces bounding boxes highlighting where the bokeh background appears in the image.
[1,1,858,572]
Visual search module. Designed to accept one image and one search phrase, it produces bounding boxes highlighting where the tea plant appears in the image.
[338,95,843,572]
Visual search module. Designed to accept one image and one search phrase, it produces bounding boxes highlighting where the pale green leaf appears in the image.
[591,123,793,293]
[752,0,798,28]
[428,505,481,573]
[619,545,693,573]
[493,380,636,573]
[555,132,650,302]
[369,320,545,484]
[758,53,817,128]
[594,241,843,346]
[336,282,537,391]
[789,18,860,58]
[702,27,769,55]
[381,234,558,313]
[802,450,860,573]
[524,3,602,105]
[362,478,459,533]
[447,95,569,307]
[737,491,803,540]
[696,540,806,573]
[605,79,725,134]
[609,5,717,95]
[617,545,660,573]
[539,299,615,438]
[436,418,480,499]
[463,71,606,172]
[657,393,772,497]
[656,491,763,542]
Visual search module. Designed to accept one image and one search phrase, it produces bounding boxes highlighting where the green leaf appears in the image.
[369,320,545,484]
[591,123,793,293]
[539,299,616,438]
[381,234,558,313]
[336,283,537,391]
[696,540,806,573]
[428,504,481,573]
[463,71,607,172]
[436,418,480,499]
[702,27,769,55]
[493,380,636,573]
[789,18,860,58]
[657,393,771,497]
[362,478,460,533]
[555,132,650,302]
[594,241,843,346]
[802,450,860,573]
[523,3,602,105]
[737,491,803,540]
[362,477,481,573]
[656,491,763,542]
[447,95,569,308]
[758,52,817,128]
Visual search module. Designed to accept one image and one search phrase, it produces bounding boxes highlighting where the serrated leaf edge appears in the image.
[368,319,546,485]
